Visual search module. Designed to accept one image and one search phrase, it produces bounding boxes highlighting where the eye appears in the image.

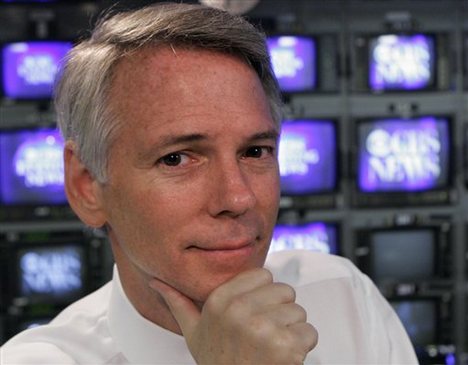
[244,146,273,158]
[159,153,183,166]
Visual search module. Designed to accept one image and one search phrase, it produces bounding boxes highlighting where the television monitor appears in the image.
[390,299,437,347]
[0,229,107,310]
[278,119,338,209]
[0,126,74,221]
[354,116,452,206]
[389,296,455,363]
[1,40,72,100]
[270,222,338,255]
[355,224,451,287]
[368,34,436,92]
[266,35,317,93]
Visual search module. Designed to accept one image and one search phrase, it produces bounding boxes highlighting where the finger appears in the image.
[235,282,296,312]
[288,322,319,354]
[263,302,307,326]
[211,268,274,305]
[149,278,201,337]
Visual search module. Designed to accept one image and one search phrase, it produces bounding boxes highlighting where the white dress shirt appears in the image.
[1,250,418,364]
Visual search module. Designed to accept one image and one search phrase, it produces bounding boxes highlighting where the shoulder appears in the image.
[1,282,115,365]
[265,250,364,288]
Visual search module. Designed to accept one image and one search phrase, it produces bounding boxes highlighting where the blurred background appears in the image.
[0,0,467,364]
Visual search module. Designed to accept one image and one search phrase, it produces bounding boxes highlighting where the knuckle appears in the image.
[256,268,273,283]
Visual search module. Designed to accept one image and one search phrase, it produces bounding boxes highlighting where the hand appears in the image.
[149,268,318,365]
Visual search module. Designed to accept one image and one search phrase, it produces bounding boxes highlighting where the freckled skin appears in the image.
[95,46,281,332]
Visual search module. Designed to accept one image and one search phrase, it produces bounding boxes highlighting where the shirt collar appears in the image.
[107,267,195,364]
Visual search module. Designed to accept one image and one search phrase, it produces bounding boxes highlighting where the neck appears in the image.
[110,238,185,335]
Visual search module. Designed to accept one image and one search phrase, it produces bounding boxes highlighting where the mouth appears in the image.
[187,238,256,252]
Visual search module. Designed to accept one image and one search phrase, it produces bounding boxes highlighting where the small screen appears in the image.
[391,300,437,346]
[370,229,436,283]
[357,116,450,192]
[267,35,316,92]
[270,222,338,254]
[17,245,84,302]
[2,41,72,99]
[369,34,435,91]
[279,120,337,195]
[0,128,67,205]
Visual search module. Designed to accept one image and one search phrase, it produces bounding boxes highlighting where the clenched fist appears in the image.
[150,268,318,364]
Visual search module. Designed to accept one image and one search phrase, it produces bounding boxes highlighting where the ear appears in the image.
[64,141,107,228]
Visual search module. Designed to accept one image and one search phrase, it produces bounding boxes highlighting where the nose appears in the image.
[207,159,257,218]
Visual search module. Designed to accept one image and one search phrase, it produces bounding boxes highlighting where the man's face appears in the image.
[99,47,280,303]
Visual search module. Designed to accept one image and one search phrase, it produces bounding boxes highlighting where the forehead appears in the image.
[106,46,275,149]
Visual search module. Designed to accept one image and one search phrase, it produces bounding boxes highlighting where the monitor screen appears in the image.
[16,244,84,303]
[390,299,437,346]
[279,120,337,195]
[369,229,436,283]
[368,34,436,91]
[270,222,338,254]
[0,127,67,205]
[267,35,316,92]
[357,116,450,193]
[1,41,72,99]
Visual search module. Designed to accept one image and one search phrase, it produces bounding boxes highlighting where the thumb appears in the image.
[149,279,201,337]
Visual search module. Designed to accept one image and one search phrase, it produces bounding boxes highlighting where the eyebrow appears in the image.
[138,128,279,161]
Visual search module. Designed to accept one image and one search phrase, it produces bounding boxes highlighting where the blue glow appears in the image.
[270,222,337,254]
[369,34,435,91]
[358,116,450,192]
[267,36,316,92]
[0,128,67,205]
[2,41,72,99]
[279,120,337,195]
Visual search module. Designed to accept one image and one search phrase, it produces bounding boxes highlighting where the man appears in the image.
[1,3,418,364]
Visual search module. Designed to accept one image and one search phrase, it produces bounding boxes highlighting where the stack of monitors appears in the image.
[266,35,317,93]
[1,40,72,100]
[270,222,339,255]
[0,126,74,221]
[278,119,338,209]
[368,33,436,92]
[354,116,452,206]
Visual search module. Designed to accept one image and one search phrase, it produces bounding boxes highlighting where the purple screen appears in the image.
[270,222,338,254]
[357,117,450,192]
[0,128,67,205]
[279,120,336,195]
[267,36,316,92]
[369,34,435,91]
[18,245,83,300]
[2,41,72,99]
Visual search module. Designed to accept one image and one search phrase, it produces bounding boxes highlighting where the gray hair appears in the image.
[54,2,282,183]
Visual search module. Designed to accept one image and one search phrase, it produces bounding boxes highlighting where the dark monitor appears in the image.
[278,119,339,209]
[1,40,72,100]
[390,298,437,347]
[266,35,316,93]
[368,34,436,92]
[0,229,106,310]
[354,116,452,206]
[356,224,451,286]
[270,222,338,255]
[0,126,74,221]
[16,244,84,303]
